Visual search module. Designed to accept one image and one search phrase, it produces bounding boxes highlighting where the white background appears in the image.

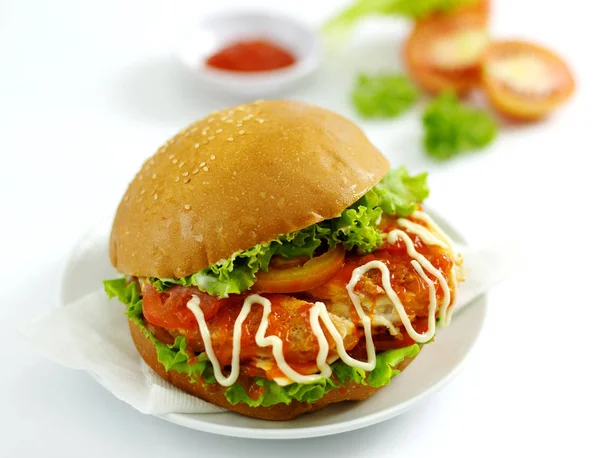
[1,0,598,456]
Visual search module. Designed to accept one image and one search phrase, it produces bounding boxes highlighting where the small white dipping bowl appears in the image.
[176,11,322,98]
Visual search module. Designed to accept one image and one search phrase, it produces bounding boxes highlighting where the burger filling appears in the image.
[105,167,463,406]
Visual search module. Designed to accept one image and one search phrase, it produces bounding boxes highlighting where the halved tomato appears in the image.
[404,8,490,94]
[481,41,575,120]
[252,245,346,293]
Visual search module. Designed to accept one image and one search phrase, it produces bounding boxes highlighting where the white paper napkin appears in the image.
[21,241,518,416]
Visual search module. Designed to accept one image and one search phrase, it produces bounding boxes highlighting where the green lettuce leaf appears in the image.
[103,278,208,381]
[367,344,421,387]
[156,336,210,378]
[423,92,497,160]
[332,361,367,385]
[352,73,420,118]
[103,277,142,318]
[225,376,339,407]
[331,345,420,388]
[374,166,429,217]
[323,0,478,42]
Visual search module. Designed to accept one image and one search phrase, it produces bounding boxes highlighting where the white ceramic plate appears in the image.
[60,213,486,439]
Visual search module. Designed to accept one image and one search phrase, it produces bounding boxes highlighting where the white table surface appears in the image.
[1,0,598,456]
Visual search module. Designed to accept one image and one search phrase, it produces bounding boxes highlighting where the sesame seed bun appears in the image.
[128,319,417,420]
[110,100,390,278]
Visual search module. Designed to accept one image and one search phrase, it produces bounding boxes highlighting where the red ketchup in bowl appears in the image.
[206,39,296,72]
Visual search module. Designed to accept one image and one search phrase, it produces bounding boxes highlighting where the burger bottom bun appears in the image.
[129,320,417,421]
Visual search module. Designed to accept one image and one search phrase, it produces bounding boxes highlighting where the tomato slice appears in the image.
[481,41,575,120]
[252,245,346,293]
[142,284,223,330]
[404,8,489,94]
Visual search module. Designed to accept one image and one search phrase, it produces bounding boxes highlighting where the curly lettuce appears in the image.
[104,278,213,380]
[225,375,339,407]
[423,92,497,160]
[330,344,421,388]
[373,167,429,217]
[352,73,420,118]
[147,167,428,298]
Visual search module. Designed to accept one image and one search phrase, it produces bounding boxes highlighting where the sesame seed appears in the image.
[175,176,180,182]
[151,173,157,179]
[184,204,191,210]
[178,162,185,168]
[239,130,245,135]
[183,178,191,183]
[236,122,243,127]
[257,118,264,124]
[192,169,199,175]
[216,128,223,133]
[225,119,233,123]
[149,159,155,165]
[153,193,158,200]
[227,137,233,141]
[194,143,200,148]
[182,171,189,177]
[202,139,208,145]
[208,136,215,141]
[203,166,209,171]
[169,154,175,159]
[140,189,146,195]
[124,195,129,201]
[210,155,216,160]
[172,159,178,164]
[199,162,206,167]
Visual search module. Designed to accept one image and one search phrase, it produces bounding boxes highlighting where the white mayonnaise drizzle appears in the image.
[397,218,447,247]
[412,211,456,251]
[409,210,460,326]
[186,294,332,386]
[185,213,459,386]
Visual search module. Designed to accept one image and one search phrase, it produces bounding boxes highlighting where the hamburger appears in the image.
[104,100,463,421]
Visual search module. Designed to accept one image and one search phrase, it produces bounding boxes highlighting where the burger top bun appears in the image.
[110,100,390,278]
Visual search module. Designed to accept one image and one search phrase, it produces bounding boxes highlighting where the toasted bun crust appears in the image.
[110,100,390,278]
[129,320,416,421]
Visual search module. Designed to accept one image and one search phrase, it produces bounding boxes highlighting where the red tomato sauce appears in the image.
[319,226,454,326]
[206,39,296,72]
